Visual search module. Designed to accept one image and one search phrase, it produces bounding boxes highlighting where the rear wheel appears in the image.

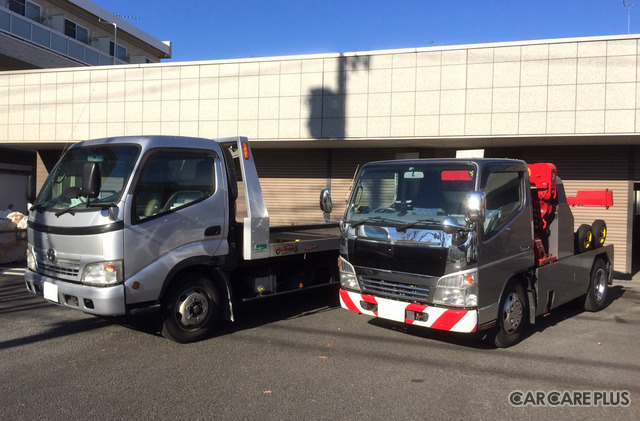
[576,224,593,253]
[583,259,608,312]
[161,273,221,343]
[591,220,607,248]
[494,283,527,348]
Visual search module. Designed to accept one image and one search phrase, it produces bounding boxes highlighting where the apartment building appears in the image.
[1,0,171,69]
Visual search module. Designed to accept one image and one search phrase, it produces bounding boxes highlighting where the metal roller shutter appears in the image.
[249,149,329,226]
[329,149,397,219]
[522,146,632,274]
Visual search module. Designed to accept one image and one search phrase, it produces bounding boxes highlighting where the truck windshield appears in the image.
[34,145,140,211]
[345,163,476,228]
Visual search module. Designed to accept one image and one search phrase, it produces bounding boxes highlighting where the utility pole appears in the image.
[99,18,118,64]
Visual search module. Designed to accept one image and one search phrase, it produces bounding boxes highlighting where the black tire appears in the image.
[494,283,527,348]
[161,273,221,343]
[575,224,594,253]
[591,220,607,248]
[583,259,608,312]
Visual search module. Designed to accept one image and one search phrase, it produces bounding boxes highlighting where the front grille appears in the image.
[361,278,430,303]
[37,260,80,278]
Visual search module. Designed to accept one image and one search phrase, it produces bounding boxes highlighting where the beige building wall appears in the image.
[2,34,640,144]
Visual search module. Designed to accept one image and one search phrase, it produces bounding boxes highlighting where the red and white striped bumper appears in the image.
[339,289,477,333]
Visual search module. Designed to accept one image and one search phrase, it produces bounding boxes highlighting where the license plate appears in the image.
[43,281,59,303]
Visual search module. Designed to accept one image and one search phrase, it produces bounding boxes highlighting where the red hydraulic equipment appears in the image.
[528,163,558,266]
[566,190,613,208]
[527,163,613,267]
[528,163,557,231]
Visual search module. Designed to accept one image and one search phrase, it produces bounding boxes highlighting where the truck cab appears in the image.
[26,136,230,315]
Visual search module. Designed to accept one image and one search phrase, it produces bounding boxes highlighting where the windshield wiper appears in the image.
[350,216,406,228]
[395,218,439,232]
[54,201,87,217]
[89,201,117,208]
[54,201,117,217]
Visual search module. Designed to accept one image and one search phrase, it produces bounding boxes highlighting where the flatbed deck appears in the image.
[268,224,340,257]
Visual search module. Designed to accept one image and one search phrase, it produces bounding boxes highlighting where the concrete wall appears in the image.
[2,34,640,144]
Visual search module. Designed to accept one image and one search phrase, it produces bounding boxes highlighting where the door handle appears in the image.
[204,226,221,236]
[520,244,532,251]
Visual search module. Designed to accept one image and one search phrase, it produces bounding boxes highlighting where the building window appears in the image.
[8,0,41,22]
[110,41,127,61]
[64,19,89,44]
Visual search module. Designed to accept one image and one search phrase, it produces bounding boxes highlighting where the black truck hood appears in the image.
[349,238,448,277]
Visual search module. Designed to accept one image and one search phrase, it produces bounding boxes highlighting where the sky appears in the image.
[91,0,638,63]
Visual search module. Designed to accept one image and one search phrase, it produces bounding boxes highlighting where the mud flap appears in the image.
[214,268,235,322]
[606,260,614,285]
[527,288,536,325]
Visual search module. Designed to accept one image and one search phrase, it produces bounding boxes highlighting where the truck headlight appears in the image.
[26,248,36,272]
[432,271,478,307]
[338,256,360,291]
[81,261,124,286]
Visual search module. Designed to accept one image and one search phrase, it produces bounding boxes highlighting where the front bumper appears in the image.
[339,289,477,333]
[25,270,126,316]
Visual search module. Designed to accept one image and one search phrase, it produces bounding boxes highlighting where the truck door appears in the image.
[123,148,227,297]
[477,165,534,308]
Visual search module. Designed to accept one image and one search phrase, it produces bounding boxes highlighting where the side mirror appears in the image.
[82,162,101,199]
[319,188,333,214]
[26,174,36,203]
[465,191,486,224]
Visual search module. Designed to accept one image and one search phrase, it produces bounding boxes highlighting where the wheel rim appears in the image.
[593,268,607,302]
[583,231,593,249]
[597,227,606,245]
[502,293,523,334]
[174,288,210,330]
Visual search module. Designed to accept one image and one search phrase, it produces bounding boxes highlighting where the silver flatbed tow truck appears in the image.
[25,136,339,342]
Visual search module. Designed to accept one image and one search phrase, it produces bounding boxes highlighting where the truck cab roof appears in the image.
[363,157,527,168]
[69,135,229,154]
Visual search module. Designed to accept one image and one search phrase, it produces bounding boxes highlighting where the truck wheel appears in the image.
[161,273,221,343]
[576,224,593,253]
[591,220,607,248]
[494,284,527,348]
[583,259,608,312]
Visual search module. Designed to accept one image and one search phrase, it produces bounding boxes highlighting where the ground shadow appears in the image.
[117,285,342,340]
[367,285,627,350]
[0,316,114,350]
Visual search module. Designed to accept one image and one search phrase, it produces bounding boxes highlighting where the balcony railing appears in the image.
[0,7,126,66]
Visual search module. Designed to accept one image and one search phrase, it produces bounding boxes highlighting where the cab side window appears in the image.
[133,152,215,223]
[482,171,523,238]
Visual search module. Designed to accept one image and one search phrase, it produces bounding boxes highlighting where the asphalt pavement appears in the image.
[1,265,639,420]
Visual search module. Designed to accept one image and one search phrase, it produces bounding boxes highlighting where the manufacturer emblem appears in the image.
[47,248,56,263]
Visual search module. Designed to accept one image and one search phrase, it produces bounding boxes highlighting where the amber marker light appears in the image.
[462,273,475,286]
[242,141,250,160]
